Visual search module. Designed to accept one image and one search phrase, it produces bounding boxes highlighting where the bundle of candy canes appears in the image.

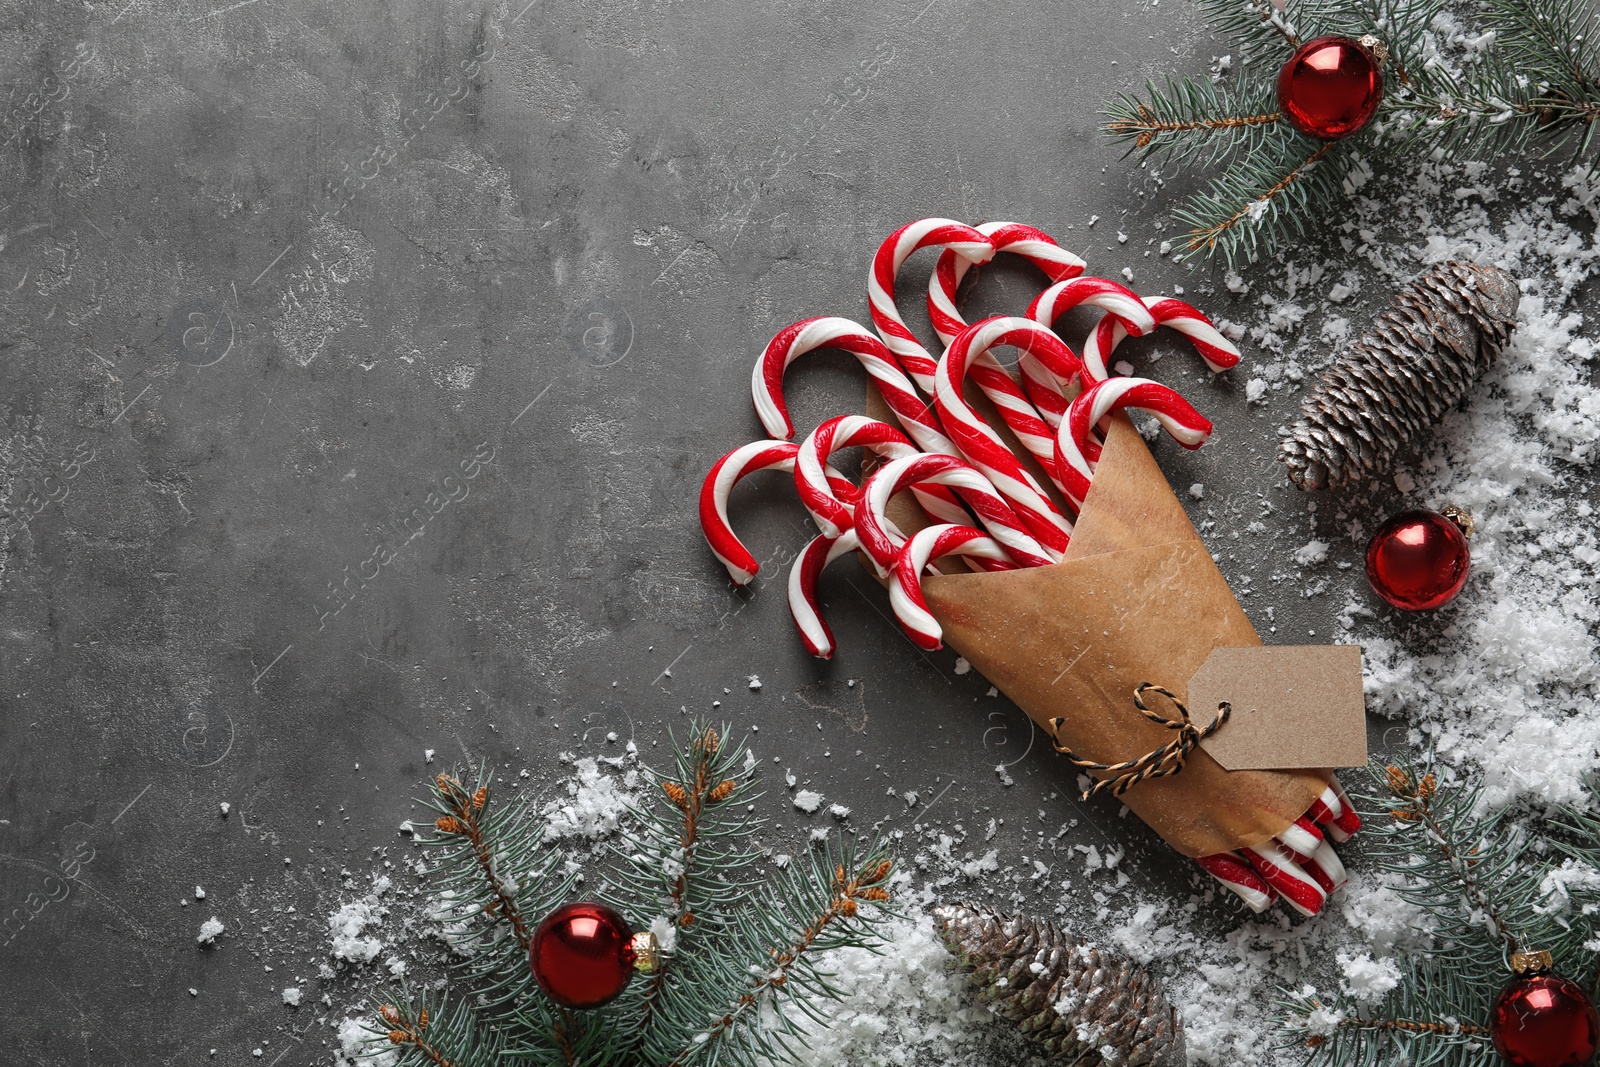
[697,219,1360,916]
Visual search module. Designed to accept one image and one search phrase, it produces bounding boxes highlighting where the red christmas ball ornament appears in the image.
[1277,35,1384,140]
[529,901,659,1009]
[1364,507,1471,611]
[1491,951,1600,1067]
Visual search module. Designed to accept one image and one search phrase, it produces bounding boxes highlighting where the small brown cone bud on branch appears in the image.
[707,779,737,803]
[662,781,689,811]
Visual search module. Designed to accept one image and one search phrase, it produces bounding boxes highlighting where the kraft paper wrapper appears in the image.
[864,387,1329,858]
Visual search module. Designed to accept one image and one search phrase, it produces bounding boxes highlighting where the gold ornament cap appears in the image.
[629,930,661,974]
[1358,33,1389,67]
[1441,505,1474,538]
[1510,949,1553,976]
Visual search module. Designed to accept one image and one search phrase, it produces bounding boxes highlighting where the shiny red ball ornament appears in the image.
[1364,508,1470,611]
[529,902,641,1009]
[1491,953,1600,1067]
[1277,35,1384,140]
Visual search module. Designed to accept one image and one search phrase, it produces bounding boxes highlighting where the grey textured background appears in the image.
[0,1,1381,1063]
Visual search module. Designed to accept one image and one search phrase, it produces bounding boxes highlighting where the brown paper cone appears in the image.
[864,386,1329,858]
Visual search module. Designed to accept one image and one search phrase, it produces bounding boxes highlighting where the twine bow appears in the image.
[1050,683,1231,801]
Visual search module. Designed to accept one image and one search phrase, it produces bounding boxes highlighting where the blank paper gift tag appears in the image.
[1191,645,1367,771]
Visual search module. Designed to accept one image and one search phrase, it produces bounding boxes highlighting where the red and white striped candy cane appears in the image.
[753,316,956,456]
[1080,296,1242,385]
[788,528,862,659]
[1054,378,1213,509]
[934,320,1078,552]
[796,415,969,538]
[856,453,1058,576]
[1243,840,1328,916]
[927,221,1086,347]
[1310,779,1363,843]
[940,316,1086,499]
[1195,851,1277,913]
[698,441,853,585]
[1024,277,1157,428]
[1304,838,1348,893]
[1274,816,1325,865]
[889,524,1019,651]
[869,219,995,394]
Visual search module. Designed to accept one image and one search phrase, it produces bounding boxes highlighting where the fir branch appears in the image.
[1484,0,1600,153]
[1176,136,1348,267]
[1195,0,1304,59]
[1276,760,1600,1067]
[667,839,897,1066]
[434,775,531,944]
[1313,0,1443,87]
[1276,964,1500,1067]
[1104,77,1282,166]
[363,992,516,1067]
[1379,764,1520,956]
[423,769,574,1019]
[620,724,761,1059]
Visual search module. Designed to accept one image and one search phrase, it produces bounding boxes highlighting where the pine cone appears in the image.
[932,902,1184,1066]
[1278,260,1520,491]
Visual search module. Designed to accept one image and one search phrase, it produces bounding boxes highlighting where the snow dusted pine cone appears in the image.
[932,902,1185,1066]
[1278,260,1520,491]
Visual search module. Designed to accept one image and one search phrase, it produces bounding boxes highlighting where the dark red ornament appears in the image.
[529,901,642,1009]
[1277,35,1384,140]
[1365,508,1470,611]
[1491,953,1600,1067]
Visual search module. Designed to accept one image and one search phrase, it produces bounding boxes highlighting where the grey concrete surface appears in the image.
[0,1,1392,1063]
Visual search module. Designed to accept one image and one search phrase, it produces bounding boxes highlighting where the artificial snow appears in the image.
[281,986,302,1007]
[792,789,824,814]
[328,881,389,965]
[196,917,224,945]
[542,757,634,839]
[1338,952,1402,1003]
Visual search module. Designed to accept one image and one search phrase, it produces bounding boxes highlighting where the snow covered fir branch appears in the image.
[350,724,900,1067]
[1103,0,1600,265]
[1275,760,1600,1066]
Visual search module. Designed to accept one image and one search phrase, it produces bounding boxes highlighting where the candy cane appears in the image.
[889,524,1018,651]
[1244,840,1328,916]
[788,529,862,659]
[1024,277,1157,428]
[1328,778,1363,840]
[933,321,1077,552]
[1080,296,1242,385]
[699,441,852,585]
[1305,838,1347,892]
[796,415,969,537]
[1275,816,1325,864]
[857,453,1058,576]
[753,316,956,456]
[1054,378,1213,509]
[1196,851,1277,913]
[869,219,995,394]
[939,316,1086,498]
[927,222,1086,347]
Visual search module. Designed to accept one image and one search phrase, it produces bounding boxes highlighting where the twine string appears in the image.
[1049,683,1231,801]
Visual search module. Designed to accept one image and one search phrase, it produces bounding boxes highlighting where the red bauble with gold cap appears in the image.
[1277,35,1384,140]
[529,901,660,1009]
[1490,951,1600,1067]
[1364,507,1471,611]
